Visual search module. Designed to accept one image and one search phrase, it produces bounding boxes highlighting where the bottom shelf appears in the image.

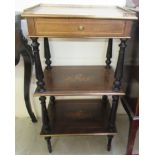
[41,99,117,136]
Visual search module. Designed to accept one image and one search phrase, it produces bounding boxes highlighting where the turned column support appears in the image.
[39,96,50,132]
[105,39,113,68]
[108,95,119,132]
[31,37,45,92]
[44,37,52,70]
[113,39,127,91]
[106,96,119,151]
[31,38,50,132]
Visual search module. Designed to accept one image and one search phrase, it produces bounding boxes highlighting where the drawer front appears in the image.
[28,18,132,37]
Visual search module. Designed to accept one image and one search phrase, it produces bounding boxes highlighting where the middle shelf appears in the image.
[34,66,125,96]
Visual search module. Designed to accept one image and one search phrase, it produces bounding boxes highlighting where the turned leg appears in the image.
[21,49,37,123]
[31,38,50,132]
[44,37,52,70]
[108,96,119,131]
[102,95,116,151]
[107,96,119,151]
[107,135,113,151]
[113,39,127,91]
[39,96,50,132]
[106,39,127,150]
[15,28,37,123]
[105,39,113,68]
[31,37,45,92]
[126,120,139,155]
[45,136,52,153]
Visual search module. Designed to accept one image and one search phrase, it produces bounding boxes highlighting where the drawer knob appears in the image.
[78,25,85,31]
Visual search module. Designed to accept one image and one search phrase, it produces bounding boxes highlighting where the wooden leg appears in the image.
[113,39,127,91]
[32,37,52,152]
[45,136,52,153]
[107,96,119,151]
[107,135,113,151]
[44,37,52,70]
[102,94,113,153]
[105,38,113,68]
[31,37,50,131]
[108,96,119,132]
[39,96,50,132]
[31,37,45,92]
[50,96,56,105]
[21,50,37,123]
[126,120,139,155]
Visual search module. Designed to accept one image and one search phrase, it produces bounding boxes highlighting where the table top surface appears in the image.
[21,4,137,20]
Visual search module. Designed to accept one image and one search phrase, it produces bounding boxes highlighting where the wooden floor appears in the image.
[16,115,139,155]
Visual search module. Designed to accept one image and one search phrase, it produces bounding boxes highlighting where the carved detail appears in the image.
[45,136,52,153]
[39,96,50,132]
[105,39,113,68]
[113,39,127,91]
[44,37,52,70]
[31,37,45,92]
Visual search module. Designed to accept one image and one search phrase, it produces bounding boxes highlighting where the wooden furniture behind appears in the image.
[121,66,139,155]
[121,16,139,155]
[21,4,137,153]
[15,13,37,123]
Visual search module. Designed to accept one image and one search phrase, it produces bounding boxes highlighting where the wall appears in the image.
[15,0,126,118]
[15,0,126,11]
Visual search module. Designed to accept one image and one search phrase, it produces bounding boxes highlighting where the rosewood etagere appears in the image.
[21,4,137,153]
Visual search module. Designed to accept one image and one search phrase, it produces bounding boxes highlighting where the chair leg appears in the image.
[45,136,52,153]
[21,50,37,123]
[107,135,113,151]
[126,120,139,155]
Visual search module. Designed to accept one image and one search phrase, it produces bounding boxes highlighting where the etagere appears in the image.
[21,4,137,153]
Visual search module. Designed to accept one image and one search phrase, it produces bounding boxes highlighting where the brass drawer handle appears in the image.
[78,25,85,31]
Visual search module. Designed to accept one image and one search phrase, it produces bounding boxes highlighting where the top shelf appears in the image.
[21,4,138,20]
